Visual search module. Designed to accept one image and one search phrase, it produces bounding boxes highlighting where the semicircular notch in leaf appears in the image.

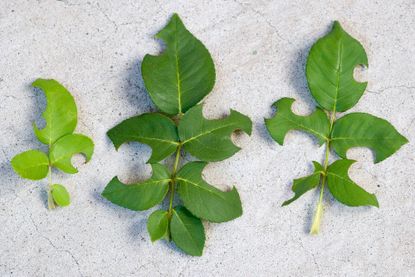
[102,164,171,211]
[107,113,179,163]
[50,184,71,207]
[265,98,330,145]
[32,79,77,145]
[306,21,368,112]
[326,159,379,207]
[331,113,408,163]
[179,105,252,162]
[49,134,94,174]
[11,150,50,180]
[141,13,215,115]
[176,161,242,222]
[170,206,205,256]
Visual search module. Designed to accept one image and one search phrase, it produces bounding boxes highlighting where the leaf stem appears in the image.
[310,110,336,234]
[47,165,55,210]
[168,143,182,218]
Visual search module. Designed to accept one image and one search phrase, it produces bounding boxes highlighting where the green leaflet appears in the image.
[282,161,324,206]
[170,206,205,256]
[11,150,49,180]
[102,164,171,211]
[331,113,408,163]
[107,113,179,163]
[50,184,71,207]
[50,134,94,174]
[142,13,215,115]
[327,159,379,207]
[11,79,94,209]
[33,79,77,145]
[176,161,242,222]
[147,210,169,242]
[104,14,251,255]
[266,21,407,234]
[179,104,252,161]
[265,98,330,145]
[306,21,368,112]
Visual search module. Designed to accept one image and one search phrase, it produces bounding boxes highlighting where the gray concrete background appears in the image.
[1,0,414,276]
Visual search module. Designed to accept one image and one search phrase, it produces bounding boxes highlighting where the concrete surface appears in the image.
[1,0,414,276]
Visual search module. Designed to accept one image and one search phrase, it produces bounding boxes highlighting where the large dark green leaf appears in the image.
[170,206,205,256]
[179,105,252,161]
[326,159,379,207]
[176,161,242,222]
[102,164,171,211]
[107,113,179,163]
[32,79,77,145]
[49,134,94,174]
[142,13,215,115]
[331,113,408,163]
[265,98,330,145]
[11,150,49,180]
[306,21,368,112]
[282,161,324,206]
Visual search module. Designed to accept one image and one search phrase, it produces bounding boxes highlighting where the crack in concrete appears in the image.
[367,85,415,94]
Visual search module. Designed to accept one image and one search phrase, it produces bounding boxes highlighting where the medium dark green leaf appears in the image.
[50,184,70,207]
[170,206,205,256]
[176,161,242,222]
[179,104,252,161]
[147,210,169,242]
[142,13,215,115]
[265,98,330,145]
[326,159,379,207]
[331,113,408,163]
[306,21,368,112]
[32,79,77,145]
[282,161,324,206]
[107,113,179,163]
[102,164,171,211]
[11,150,49,180]
[49,134,94,174]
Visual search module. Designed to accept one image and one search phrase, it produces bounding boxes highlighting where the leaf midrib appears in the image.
[176,177,227,200]
[182,122,236,144]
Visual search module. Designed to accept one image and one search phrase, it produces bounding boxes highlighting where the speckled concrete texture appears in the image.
[1,0,414,276]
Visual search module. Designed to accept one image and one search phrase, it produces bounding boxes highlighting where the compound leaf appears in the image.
[265,98,330,145]
[147,210,169,242]
[50,184,70,207]
[11,150,49,180]
[331,113,408,163]
[49,134,94,174]
[176,161,242,222]
[326,159,379,207]
[179,104,252,161]
[102,164,171,211]
[32,79,77,145]
[107,113,179,163]
[170,206,205,256]
[142,13,215,115]
[306,21,368,112]
[282,161,324,206]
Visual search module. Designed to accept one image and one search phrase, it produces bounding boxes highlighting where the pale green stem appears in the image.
[168,144,182,219]
[47,165,55,210]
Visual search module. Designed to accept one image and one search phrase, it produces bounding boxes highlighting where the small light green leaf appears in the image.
[11,150,49,180]
[147,210,169,242]
[282,161,324,206]
[142,13,215,115]
[102,164,171,211]
[107,113,179,163]
[49,134,94,174]
[306,21,368,112]
[176,161,242,222]
[331,113,408,163]
[179,104,252,162]
[32,79,77,145]
[170,206,205,256]
[265,98,330,145]
[50,184,70,207]
[326,159,379,207]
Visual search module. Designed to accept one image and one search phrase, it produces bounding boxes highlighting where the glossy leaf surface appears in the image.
[142,13,215,115]
[11,150,49,180]
[176,161,242,222]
